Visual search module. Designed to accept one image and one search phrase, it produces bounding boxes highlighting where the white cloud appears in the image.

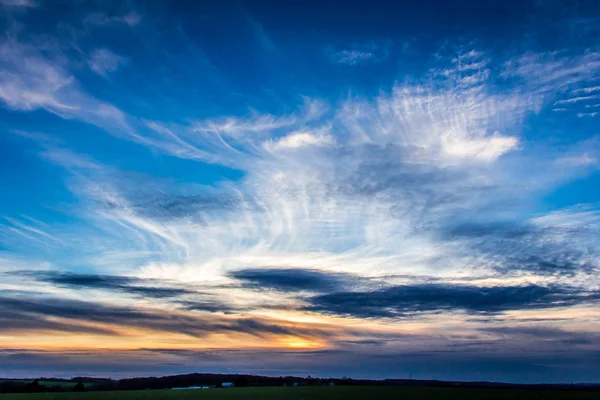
[503,50,600,96]
[192,113,296,138]
[329,41,390,65]
[557,153,597,166]
[0,217,63,252]
[0,39,74,111]
[88,49,125,77]
[0,38,133,136]
[441,134,518,162]
[335,85,525,165]
[335,49,377,65]
[266,131,334,150]
[577,112,598,118]
[573,85,600,94]
[438,50,490,88]
[531,206,600,230]
[554,95,600,105]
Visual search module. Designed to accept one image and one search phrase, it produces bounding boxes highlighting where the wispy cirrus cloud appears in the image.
[84,11,141,27]
[88,49,125,77]
[328,40,391,65]
[503,50,600,92]
[578,112,598,118]
[0,37,134,136]
[0,0,37,7]
[503,49,600,117]
[6,43,600,291]
[556,153,597,166]
[264,130,334,151]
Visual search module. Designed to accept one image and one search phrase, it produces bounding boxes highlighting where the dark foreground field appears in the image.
[2,386,600,400]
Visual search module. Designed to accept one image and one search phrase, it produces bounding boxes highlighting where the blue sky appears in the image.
[1,0,600,383]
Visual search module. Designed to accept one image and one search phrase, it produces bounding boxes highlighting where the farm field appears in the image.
[1,386,599,400]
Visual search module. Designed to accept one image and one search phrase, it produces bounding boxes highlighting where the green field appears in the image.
[1,386,599,400]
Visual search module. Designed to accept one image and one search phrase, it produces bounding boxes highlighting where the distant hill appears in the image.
[2,373,600,394]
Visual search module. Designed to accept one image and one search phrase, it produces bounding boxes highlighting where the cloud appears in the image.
[443,222,531,240]
[556,153,597,166]
[0,37,134,136]
[305,284,600,319]
[2,3,600,381]
[480,326,599,346]
[334,84,524,166]
[574,85,600,94]
[554,95,600,105]
[329,41,391,65]
[472,208,600,277]
[88,49,125,77]
[0,216,64,252]
[84,11,141,27]
[229,268,358,293]
[503,51,600,93]
[247,16,276,51]
[501,50,600,117]
[0,0,37,7]
[578,112,598,118]
[125,191,240,222]
[437,50,490,88]
[0,313,117,335]
[0,39,75,111]
[265,131,334,150]
[21,271,196,299]
[138,98,327,166]
[10,42,599,297]
[4,346,600,382]
[0,292,334,339]
[440,134,518,162]
[180,300,242,314]
[2,29,600,372]
[335,49,376,65]
[191,113,296,138]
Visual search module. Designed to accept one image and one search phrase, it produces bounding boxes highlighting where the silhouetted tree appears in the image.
[234,375,249,387]
[74,382,85,392]
[23,379,43,393]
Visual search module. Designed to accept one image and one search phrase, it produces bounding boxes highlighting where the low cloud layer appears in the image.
[22,271,196,298]
[229,268,359,293]
[306,284,600,318]
[0,291,335,340]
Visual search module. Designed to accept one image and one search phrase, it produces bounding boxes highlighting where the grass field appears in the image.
[1,386,599,400]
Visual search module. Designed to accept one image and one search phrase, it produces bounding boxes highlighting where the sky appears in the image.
[1,0,600,384]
